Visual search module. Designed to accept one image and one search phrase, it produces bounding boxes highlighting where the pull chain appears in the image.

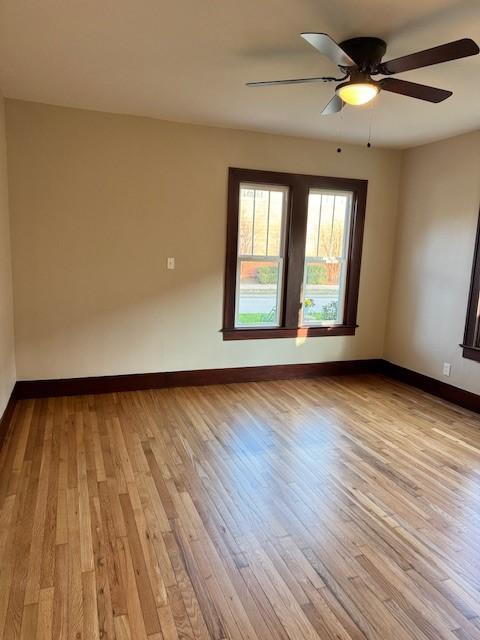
[337,105,345,153]
[367,100,375,148]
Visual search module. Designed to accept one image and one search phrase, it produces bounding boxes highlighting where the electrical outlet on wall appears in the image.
[167,257,175,270]
[443,362,451,377]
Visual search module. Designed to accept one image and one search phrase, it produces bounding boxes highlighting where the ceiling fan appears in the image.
[247,34,479,114]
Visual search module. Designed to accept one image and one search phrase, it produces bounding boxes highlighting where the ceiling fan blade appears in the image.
[246,76,338,87]
[381,78,452,102]
[379,38,479,75]
[321,94,345,115]
[301,33,357,68]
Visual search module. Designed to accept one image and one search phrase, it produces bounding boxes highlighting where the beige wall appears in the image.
[0,94,16,412]
[5,100,480,391]
[6,100,402,381]
[386,131,480,394]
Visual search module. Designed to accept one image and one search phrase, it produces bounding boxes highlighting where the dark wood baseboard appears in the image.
[381,360,480,414]
[0,387,18,451]
[15,358,383,399]
[7,359,479,447]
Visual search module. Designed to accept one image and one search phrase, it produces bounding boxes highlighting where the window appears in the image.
[223,168,367,340]
[462,208,480,362]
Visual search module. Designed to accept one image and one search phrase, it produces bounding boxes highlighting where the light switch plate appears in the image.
[167,257,175,270]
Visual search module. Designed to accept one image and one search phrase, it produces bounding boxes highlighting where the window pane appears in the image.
[252,190,269,255]
[303,260,342,325]
[266,191,284,256]
[236,259,282,327]
[238,187,254,255]
[302,189,352,326]
[305,192,321,257]
[238,184,288,257]
[305,191,349,259]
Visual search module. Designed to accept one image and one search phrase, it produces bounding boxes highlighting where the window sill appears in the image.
[222,325,358,341]
[460,344,480,363]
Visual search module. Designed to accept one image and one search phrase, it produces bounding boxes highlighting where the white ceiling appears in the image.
[1,0,479,148]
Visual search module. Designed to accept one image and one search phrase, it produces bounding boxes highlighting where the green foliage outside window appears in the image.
[306,263,328,284]
[304,299,338,322]
[256,265,278,284]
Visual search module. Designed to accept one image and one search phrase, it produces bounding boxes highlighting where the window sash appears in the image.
[238,182,288,259]
[305,189,353,260]
[301,256,347,326]
[235,256,285,328]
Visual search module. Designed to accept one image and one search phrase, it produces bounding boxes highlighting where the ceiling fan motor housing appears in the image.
[339,37,387,72]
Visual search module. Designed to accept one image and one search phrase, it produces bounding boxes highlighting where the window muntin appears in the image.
[235,184,288,328]
[302,189,353,326]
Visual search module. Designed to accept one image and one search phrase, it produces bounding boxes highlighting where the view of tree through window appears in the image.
[302,190,352,325]
[235,185,287,327]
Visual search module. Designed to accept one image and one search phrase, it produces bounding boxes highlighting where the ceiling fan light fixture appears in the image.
[336,80,379,106]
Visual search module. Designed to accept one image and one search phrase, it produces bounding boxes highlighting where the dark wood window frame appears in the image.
[461,208,480,362]
[222,167,368,341]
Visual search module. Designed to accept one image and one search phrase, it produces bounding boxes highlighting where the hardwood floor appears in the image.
[0,374,480,639]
